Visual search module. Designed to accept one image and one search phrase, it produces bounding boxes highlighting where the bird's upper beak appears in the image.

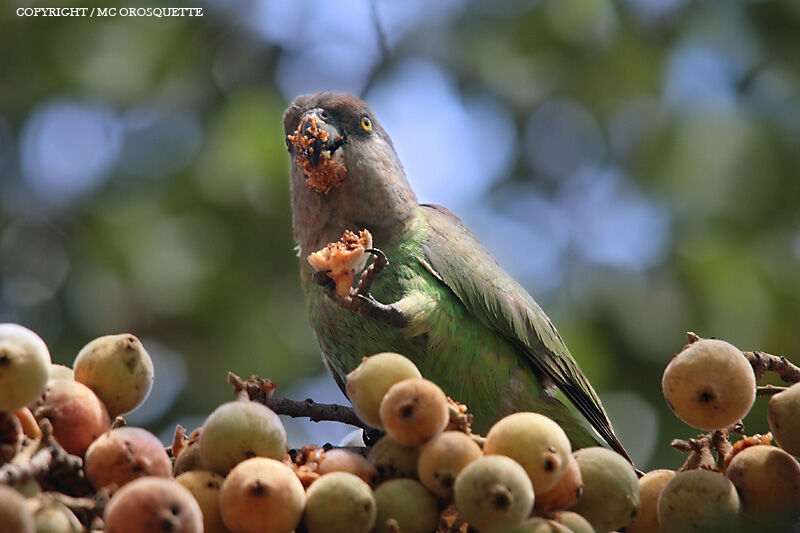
[294,108,346,168]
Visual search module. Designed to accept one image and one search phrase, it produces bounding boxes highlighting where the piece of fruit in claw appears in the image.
[307,229,373,298]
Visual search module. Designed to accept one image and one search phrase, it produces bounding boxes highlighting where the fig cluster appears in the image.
[3,324,799,533]
[627,335,800,532]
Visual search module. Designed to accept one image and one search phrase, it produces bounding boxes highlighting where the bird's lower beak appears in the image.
[298,109,346,168]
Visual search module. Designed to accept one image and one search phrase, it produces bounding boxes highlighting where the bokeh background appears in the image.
[2,0,799,470]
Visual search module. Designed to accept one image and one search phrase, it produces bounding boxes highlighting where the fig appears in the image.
[570,447,640,532]
[73,333,154,416]
[346,352,422,429]
[303,471,376,533]
[219,457,305,533]
[484,412,572,495]
[379,378,449,447]
[103,476,203,533]
[657,469,740,532]
[85,426,172,490]
[0,323,51,411]
[373,478,439,533]
[662,338,755,430]
[454,455,534,533]
[417,430,482,500]
[200,401,286,475]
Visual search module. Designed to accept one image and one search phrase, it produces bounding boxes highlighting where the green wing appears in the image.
[419,204,631,461]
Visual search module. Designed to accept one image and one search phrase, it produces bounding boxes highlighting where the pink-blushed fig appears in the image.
[37,379,110,456]
[626,469,675,533]
[533,453,583,513]
[73,333,154,417]
[484,412,571,495]
[85,426,172,490]
[454,455,534,533]
[103,476,203,533]
[662,338,755,430]
[316,448,378,486]
[200,401,286,475]
[379,378,449,447]
[346,352,422,428]
[219,457,305,533]
[570,447,640,532]
[0,323,51,411]
[303,471,376,533]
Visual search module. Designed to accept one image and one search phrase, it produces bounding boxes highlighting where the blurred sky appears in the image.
[2,0,800,469]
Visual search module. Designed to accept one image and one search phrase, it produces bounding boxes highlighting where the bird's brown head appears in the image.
[283,93,418,257]
[283,92,397,195]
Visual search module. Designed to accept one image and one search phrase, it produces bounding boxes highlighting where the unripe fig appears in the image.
[725,444,800,523]
[303,472,376,533]
[0,323,51,411]
[657,469,740,532]
[533,453,583,513]
[175,470,228,533]
[0,484,34,533]
[200,401,286,475]
[768,382,800,456]
[317,448,378,486]
[626,469,675,533]
[379,378,449,447]
[454,455,534,533]
[570,447,640,532]
[85,427,172,490]
[484,412,571,495]
[550,510,595,533]
[103,477,203,533]
[50,364,74,381]
[346,352,422,428]
[373,479,439,533]
[368,435,420,481]
[220,457,305,533]
[503,517,572,533]
[662,338,755,430]
[37,379,110,456]
[30,499,82,533]
[73,334,154,417]
[417,431,482,500]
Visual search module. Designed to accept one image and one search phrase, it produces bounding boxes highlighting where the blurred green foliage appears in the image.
[1,0,800,470]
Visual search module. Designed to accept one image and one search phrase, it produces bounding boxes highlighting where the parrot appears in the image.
[283,92,631,460]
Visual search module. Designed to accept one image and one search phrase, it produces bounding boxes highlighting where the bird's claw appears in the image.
[355,247,389,297]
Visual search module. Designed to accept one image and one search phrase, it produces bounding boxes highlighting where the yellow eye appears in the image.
[360,116,372,131]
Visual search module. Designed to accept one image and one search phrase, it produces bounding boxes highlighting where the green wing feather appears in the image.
[419,204,631,462]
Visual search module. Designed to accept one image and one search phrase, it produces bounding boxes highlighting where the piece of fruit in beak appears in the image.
[307,230,373,297]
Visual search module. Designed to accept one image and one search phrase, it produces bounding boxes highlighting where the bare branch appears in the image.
[745,350,800,383]
[228,372,368,429]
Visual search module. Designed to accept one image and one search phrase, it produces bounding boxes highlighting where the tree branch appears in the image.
[0,419,83,487]
[228,373,368,429]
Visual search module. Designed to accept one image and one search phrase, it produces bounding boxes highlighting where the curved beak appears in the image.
[299,108,346,168]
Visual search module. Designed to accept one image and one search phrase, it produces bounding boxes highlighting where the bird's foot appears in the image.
[312,248,408,328]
